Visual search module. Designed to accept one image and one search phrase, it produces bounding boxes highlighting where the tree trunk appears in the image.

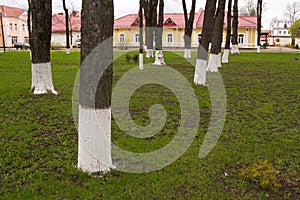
[153,0,165,65]
[139,0,144,70]
[30,0,57,94]
[207,0,226,72]
[194,0,217,85]
[142,0,157,58]
[257,0,263,53]
[182,0,196,58]
[222,0,232,63]
[231,0,239,55]
[63,0,70,54]
[78,0,114,173]
[27,0,31,56]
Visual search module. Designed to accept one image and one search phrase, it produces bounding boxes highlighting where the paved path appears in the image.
[261,46,300,53]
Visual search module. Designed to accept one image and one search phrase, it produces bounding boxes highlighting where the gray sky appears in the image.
[1,0,298,29]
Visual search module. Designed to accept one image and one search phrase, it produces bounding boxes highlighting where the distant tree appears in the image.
[30,0,57,94]
[231,0,239,55]
[222,0,232,63]
[270,17,280,28]
[27,0,31,40]
[289,19,300,45]
[62,0,70,54]
[141,0,158,58]
[153,0,166,65]
[240,0,256,16]
[284,2,300,24]
[206,0,226,72]
[194,0,217,85]
[182,0,196,58]
[78,0,114,172]
[139,0,144,69]
[257,0,263,52]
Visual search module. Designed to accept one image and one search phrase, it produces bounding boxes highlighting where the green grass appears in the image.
[0,50,299,199]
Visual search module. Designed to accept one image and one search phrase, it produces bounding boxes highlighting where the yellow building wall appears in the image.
[113,27,257,48]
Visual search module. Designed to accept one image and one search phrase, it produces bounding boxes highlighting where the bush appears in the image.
[296,44,299,49]
[240,160,281,191]
[133,54,139,63]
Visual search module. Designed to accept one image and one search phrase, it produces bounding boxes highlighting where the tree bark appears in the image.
[78,0,114,172]
[197,0,217,60]
[153,0,165,65]
[194,0,217,85]
[182,0,196,58]
[30,0,57,94]
[63,0,70,54]
[139,0,144,69]
[141,0,158,58]
[231,0,239,55]
[257,0,263,52]
[222,0,232,63]
[207,0,226,72]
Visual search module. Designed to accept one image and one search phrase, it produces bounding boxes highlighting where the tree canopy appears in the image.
[289,19,300,38]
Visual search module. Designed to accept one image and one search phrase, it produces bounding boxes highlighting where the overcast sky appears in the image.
[1,0,298,29]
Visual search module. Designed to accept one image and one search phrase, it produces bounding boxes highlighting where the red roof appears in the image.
[115,8,257,29]
[52,12,81,33]
[0,5,26,18]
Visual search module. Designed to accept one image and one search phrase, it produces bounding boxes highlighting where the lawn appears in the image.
[0,50,299,199]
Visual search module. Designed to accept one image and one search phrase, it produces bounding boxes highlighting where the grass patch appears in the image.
[0,50,299,199]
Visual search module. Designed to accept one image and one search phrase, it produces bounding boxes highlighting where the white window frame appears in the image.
[119,33,125,43]
[167,33,173,44]
[238,33,244,44]
[134,33,139,43]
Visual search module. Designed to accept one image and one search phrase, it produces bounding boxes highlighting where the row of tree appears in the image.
[25,0,265,172]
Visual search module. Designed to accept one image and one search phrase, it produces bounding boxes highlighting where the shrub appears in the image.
[133,54,139,63]
[240,160,281,191]
[125,54,131,63]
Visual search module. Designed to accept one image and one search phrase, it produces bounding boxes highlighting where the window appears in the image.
[238,34,244,44]
[134,33,139,43]
[15,24,17,30]
[24,37,29,43]
[167,33,173,43]
[283,31,286,34]
[119,33,125,43]
[165,18,175,25]
[22,24,25,31]
[10,23,13,30]
[279,31,282,34]
[12,36,18,44]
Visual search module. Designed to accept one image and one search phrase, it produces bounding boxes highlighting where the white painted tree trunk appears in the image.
[146,49,153,58]
[78,106,113,173]
[66,48,70,55]
[194,59,207,85]
[184,49,192,58]
[222,49,230,63]
[31,62,58,94]
[257,46,261,53]
[217,53,222,68]
[139,53,143,70]
[231,44,240,55]
[206,54,220,72]
[153,50,165,65]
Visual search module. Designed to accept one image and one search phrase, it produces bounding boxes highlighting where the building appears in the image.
[114,8,258,48]
[0,5,29,48]
[51,11,81,47]
[268,22,300,46]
